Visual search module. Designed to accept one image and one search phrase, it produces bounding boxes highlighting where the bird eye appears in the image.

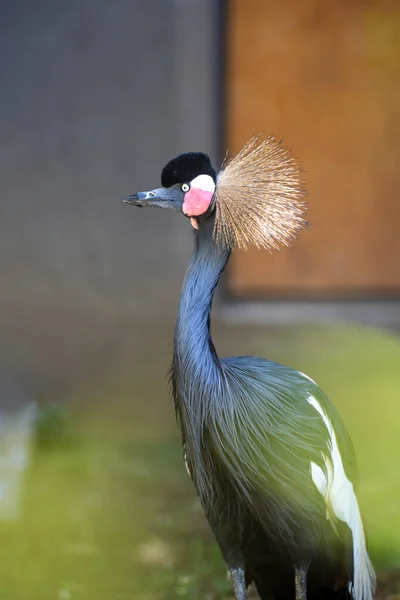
[181,183,190,192]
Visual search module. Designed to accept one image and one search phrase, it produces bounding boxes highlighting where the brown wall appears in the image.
[226,0,400,298]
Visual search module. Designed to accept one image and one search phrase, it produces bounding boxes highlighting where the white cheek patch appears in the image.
[190,174,216,194]
[307,395,375,600]
[182,174,216,218]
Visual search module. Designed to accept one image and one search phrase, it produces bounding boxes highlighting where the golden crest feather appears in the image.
[213,134,307,251]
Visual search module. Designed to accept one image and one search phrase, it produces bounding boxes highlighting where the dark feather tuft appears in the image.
[161,152,216,188]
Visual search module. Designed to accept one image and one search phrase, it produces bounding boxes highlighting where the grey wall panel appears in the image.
[0,0,220,396]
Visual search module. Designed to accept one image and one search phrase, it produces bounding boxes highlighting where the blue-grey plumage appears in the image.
[125,140,376,600]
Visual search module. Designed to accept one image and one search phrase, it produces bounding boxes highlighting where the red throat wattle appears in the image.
[182,188,214,217]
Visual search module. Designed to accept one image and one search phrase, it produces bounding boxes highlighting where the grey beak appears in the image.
[124,190,157,207]
[123,186,184,211]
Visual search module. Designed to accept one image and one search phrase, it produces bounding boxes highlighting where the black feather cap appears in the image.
[161,152,216,188]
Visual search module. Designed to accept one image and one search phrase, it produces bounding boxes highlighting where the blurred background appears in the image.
[0,1,399,598]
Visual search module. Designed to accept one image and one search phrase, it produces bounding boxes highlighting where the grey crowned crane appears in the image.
[124,135,376,600]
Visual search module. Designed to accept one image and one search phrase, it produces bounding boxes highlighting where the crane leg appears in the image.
[230,567,247,600]
[294,564,308,600]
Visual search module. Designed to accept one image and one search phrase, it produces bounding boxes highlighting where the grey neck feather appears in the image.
[172,215,231,454]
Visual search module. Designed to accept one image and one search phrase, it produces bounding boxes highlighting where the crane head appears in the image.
[125,135,307,250]
[124,152,217,227]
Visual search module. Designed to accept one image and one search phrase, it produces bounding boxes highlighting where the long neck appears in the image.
[173,216,231,423]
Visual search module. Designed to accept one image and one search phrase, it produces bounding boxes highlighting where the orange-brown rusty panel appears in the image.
[226,0,400,297]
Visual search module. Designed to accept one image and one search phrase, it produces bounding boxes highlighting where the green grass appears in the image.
[0,323,399,598]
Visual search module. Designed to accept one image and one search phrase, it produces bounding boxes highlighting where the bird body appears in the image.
[125,136,376,600]
[171,216,373,600]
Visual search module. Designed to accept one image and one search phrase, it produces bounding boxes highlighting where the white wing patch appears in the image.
[310,462,328,498]
[183,444,191,477]
[299,371,317,385]
[307,395,376,600]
